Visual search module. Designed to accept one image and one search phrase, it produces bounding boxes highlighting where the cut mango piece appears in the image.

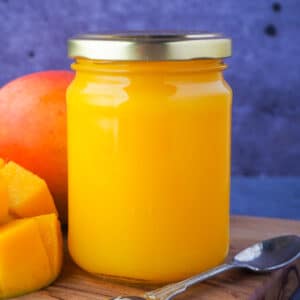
[0,162,57,218]
[0,218,53,299]
[34,214,63,278]
[0,175,8,224]
[0,159,8,224]
[0,214,15,224]
[0,160,63,298]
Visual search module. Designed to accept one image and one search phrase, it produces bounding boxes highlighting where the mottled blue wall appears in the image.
[0,0,299,176]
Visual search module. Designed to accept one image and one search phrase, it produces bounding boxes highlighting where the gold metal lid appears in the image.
[68,32,231,61]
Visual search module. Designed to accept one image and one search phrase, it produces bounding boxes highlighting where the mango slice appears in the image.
[0,175,8,224]
[0,214,62,299]
[0,218,52,299]
[0,161,15,224]
[0,162,57,218]
[34,214,63,277]
[0,160,63,298]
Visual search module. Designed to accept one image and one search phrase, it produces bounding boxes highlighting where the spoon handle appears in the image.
[145,263,236,300]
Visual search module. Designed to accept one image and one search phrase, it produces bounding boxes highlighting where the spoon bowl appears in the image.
[233,235,300,271]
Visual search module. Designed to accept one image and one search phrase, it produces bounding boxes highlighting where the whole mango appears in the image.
[0,71,74,223]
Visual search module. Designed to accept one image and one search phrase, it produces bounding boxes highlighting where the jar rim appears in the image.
[68,31,232,61]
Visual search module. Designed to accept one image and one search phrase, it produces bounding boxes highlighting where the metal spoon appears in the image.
[113,235,300,300]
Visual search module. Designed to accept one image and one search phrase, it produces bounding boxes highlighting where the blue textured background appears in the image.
[1,0,299,176]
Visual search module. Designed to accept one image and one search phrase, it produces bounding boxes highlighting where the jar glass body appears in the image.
[67,59,232,283]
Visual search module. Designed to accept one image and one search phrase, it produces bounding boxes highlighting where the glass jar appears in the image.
[67,33,232,283]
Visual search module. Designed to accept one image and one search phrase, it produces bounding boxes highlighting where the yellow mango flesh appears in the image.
[0,178,8,224]
[0,159,63,298]
[0,162,57,218]
[34,214,63,277]
[0,174,15,225]
[0,160,8,223]
[0,218,52,299]
[0,214,62,298]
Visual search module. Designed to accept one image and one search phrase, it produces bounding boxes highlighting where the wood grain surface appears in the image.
[14,216,300,300]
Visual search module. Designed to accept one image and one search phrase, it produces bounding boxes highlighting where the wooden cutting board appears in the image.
[15,216,300,300]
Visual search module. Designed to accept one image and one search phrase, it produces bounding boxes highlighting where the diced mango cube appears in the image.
[0,162,57,218]
[0,218,52,299]
[0,214,15,224]
[34,213,63,277]
[0,175,8,224]
[0,159,8,223]
[0,159,63,298]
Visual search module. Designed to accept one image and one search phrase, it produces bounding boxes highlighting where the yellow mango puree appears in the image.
[67,58,232,283]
